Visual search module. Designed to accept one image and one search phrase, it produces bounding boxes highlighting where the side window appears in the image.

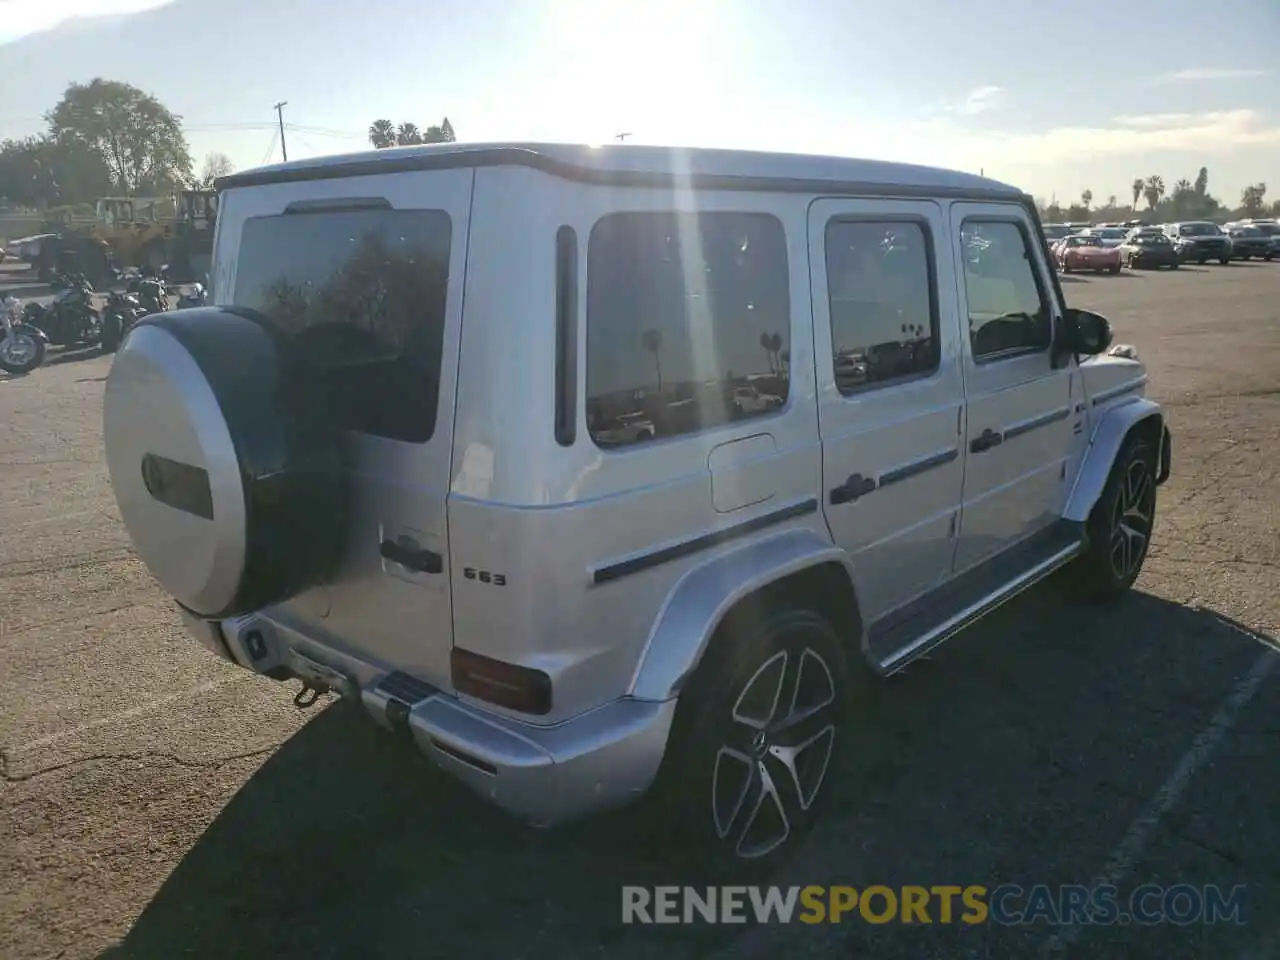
[824,219,938,394]
[960,220,1052,361]
[585,211,790,449]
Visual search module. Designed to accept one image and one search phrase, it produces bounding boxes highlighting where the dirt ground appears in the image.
[1,263,1277,960]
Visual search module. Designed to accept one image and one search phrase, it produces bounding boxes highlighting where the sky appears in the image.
[0,0,1277,204]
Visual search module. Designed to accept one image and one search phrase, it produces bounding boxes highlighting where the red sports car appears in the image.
[1056,234,1123,274]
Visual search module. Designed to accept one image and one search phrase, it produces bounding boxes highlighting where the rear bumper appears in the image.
[176,608,676,827]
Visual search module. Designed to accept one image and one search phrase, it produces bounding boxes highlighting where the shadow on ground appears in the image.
[100,587,1275,960]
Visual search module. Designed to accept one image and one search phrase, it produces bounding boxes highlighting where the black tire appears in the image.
[100,314,124,353]
[1198,257,1207,265]
[1075,436,1158,601]
[1061,261,1072,274]
[1109,264,1121,275]
[1220,257,1230,265]
[1265,253,1274,261]
[0,328,46,373]
[649,606,854,879]
[1169,261,1179,269]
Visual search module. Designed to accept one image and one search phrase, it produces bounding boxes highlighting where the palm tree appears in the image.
[396,122,423,146]
[1131,177,1144,211]
[1081,189,1093,210]
[1143,175,1166,211]
[769,332,783,371]
[368,119,396,149]
[759,332,777,373]
[779,348,790,376]
[1106,194,1118,211]
[642,328,663,393]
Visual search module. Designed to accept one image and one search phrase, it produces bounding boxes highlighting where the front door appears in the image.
[810,198,966,624]
[213,169,473,690]
[951,204,1076,573]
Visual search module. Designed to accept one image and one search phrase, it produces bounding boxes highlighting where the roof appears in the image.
[216,141,1026,201]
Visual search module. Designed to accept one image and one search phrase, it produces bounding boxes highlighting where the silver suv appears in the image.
[102,143,1172,873]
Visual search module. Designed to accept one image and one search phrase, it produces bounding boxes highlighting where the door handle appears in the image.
[829,472,876,506]
[969,428,1004,454]
[380,539,444,574]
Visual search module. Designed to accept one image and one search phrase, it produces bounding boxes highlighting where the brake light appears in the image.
[450,648,552,715]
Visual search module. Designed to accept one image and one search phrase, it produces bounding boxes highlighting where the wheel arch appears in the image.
[1064,398,1167,523]
[628,528,864,702]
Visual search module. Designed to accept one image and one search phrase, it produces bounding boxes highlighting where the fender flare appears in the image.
[12,323,49,343]
[1064,397,1166,523]
[628,527,859,702]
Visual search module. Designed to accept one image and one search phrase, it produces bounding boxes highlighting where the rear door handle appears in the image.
[380,539,443,574]
[970,428,1004,454]
[829,473,876,505]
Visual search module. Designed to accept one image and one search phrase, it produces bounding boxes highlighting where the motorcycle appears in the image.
[1,295,49,374]
[100,290,147,353]
[176,282,207,309]
[127,272,169,316]
[27,274,102,349]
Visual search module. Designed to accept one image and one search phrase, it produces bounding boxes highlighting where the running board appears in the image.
[868,520,1085,676]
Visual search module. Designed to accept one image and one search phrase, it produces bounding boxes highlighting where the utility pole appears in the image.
[274,101,289,162]
[615,132,632,142]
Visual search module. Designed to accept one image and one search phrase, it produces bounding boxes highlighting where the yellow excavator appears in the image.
[53,190,218,282]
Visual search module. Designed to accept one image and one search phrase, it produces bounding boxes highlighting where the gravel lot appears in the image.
[2,263,1277,960]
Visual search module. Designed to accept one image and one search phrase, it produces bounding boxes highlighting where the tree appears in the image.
[1131,178,1144,211]
[1106,195,1117,211]
[642,328,663,392]
[423,118,456,143]
[1143,175,1165,211]
[369,117,457,149]
[0,134,112,210]
[1081,189,1093,210]
[45,79,192,196]
[1193,167,1209,197]
[192,151,234,189]
[1239,183,1267,217]
[369,119,396,149]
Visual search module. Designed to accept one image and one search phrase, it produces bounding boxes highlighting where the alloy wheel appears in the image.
[1109,456,1155,581]
[711,647,838,859]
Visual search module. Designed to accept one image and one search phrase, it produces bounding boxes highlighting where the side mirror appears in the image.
[1059,308,1113,357]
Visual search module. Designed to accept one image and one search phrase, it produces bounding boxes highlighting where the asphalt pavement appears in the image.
[1,262,1277,960]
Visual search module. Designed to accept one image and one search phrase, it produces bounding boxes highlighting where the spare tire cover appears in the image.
[103,307,345,619]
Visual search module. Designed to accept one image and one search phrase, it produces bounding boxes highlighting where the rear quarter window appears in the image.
[232,207,451,443]
[584,211,790,449]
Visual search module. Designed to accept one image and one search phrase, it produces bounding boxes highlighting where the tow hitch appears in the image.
[289,651,357,708]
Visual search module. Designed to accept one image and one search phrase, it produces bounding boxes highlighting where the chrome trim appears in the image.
[1091,377,1148,407]
[1002,405,1071,441]
[877,447,960,488]
[591,497,819,585]
[877,541,1083,675]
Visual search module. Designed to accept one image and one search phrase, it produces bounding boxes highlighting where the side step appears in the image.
[867,520,1085,675]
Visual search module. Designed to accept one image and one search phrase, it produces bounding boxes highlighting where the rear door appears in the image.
[213,169,473,689]
[809,198,966,624]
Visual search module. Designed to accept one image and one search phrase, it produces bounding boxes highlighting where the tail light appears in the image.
[450,648,552,715]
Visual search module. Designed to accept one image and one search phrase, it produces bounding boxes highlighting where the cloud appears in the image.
[953,85,1004,115]
[0,0,174,45]
[945,109,1280,170]
[1154,67,1270,83]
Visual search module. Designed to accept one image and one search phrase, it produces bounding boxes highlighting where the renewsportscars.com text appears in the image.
[621,884,1247,926]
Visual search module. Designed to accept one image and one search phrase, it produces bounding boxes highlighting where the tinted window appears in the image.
[585,212,789,448]
[961,220,1052,360]
[233,208,451,443]
[825,220,938,394]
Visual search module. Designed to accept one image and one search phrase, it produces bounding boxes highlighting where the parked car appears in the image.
[1042,223,1072,245]
[1119,230,1179,269]
[99,142,1171,874]
[1163,221,1231,264]
[1056,234,1123,273]
[1079,226,1128,248]
[1239,220,1280,256]
[1222,224,1275,261]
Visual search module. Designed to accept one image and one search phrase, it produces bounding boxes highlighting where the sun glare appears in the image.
[543,0,720,142]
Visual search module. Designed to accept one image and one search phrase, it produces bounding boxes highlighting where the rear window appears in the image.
[585,211,790,449]
[233,207,451,443]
